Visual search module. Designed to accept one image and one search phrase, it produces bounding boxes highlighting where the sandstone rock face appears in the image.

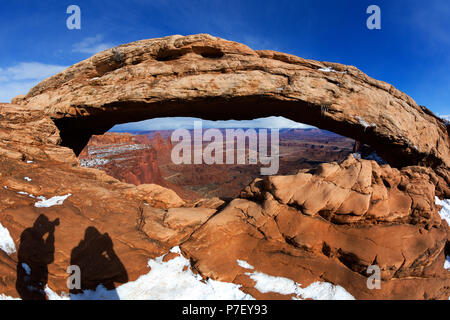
[78,132,191,199]
[182,156,449,299]
[0,34,449,300]
[12,34,449,171]
[181,196,449,300]
[0,103,213,297]
[242,156,444,225]
[79,133,163,186]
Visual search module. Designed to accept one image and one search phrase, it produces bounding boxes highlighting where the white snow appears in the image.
[318,67,347,74]
[247,271,300,296]
[355,116,376,129]
[0,222,16,255]
[24,177,32,182]
[17,191,28,195]
[16,190,71,207]
[237,260,254,270]
[435,197,450,226]
[0,294,20,300]
[241,260,354,300]
[44,286,70,300]
[79,142,157,168]
[79,158,110,167]
[434,197,450,272]
[46,247,254,300]
[319,67,334,72]
[358,118,369,128]
[100,246,252,300]
[296,282,355,300]
[17,191,35,198]
[3,249,355,300]
[445,256,450,270]
[34,194,71,208]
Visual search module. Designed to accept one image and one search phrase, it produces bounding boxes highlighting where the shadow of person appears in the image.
[69,227,128,300]
[16,214,59,300]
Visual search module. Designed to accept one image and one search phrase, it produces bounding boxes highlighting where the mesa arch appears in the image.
[13,34,449,171]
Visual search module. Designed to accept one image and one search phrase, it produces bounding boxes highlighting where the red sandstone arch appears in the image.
[13,34,449,169]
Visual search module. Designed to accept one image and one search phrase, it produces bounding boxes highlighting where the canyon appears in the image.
[0,34,448,300]
[78,128,355,200]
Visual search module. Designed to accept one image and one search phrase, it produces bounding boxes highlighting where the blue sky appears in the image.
[0,0,448,128]
[111,116,314,131]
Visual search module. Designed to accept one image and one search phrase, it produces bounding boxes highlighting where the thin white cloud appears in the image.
[111,116,315,131]
[0,62,67,102]
[1,62,68,81]
[72,35,115,55]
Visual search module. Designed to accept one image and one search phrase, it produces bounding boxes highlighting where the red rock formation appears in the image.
[182,156,450,299]
[78,128,355,201]
[0,34,449,300]
[13,34,449,172]
[78,132,196,200]
[79,133,164,185]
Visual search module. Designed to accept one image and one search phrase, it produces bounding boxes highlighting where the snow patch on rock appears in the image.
[0,222,16,255]
[356,116,376,130]
[0,294,20,300]
[435,198,450,272]
[46,247,253,300]
[241,261,354,300]
[444,256,450,270]
[237,260,254,270]
[14,250,355,300]
[80,158,110,167]
[435,197,450,226]
[318,67,347,74]
[34,194,71,208]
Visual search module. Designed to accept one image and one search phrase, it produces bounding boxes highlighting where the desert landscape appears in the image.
[78,128,356,200]
[0,34,449,301]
